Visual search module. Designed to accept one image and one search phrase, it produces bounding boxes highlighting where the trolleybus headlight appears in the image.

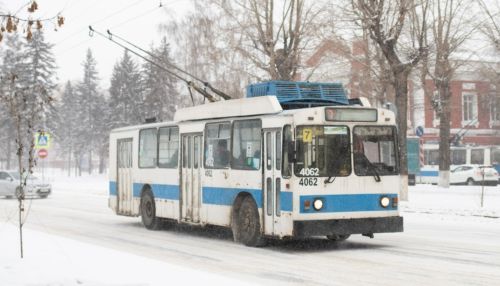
[313,199,323,211]
[380,196,390,208]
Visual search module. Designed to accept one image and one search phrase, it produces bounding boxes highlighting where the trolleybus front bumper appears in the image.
[293,216,403,238]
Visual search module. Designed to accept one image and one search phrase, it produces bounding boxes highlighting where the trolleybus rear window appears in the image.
[295,126,351,177]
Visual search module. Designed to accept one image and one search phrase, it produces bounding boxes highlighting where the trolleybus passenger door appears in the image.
[116,138,133,215]
[181,134,202,223]
[263,129,283,236]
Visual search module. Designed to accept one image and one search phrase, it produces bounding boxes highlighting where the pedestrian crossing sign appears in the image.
[35,132,51,149]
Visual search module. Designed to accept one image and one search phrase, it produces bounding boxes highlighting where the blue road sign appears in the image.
[415,126,424,137]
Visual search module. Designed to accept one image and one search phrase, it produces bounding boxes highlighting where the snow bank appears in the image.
[403,184,500,218]
[0,224,251,286]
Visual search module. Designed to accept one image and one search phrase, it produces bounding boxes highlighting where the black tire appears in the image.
[466,178,475,186]
[39,194,48,199]
[236,197,265,247]
[140,190,161,230]
[326,234,350,242]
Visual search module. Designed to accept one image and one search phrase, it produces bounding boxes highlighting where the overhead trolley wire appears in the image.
[89,26,220,103]
[55,3,162,55]
[105,29,232,100]
[55,0,146,47]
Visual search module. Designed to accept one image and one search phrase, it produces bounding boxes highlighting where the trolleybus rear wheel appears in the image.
[141,190,161,230]
[237,197,265,247]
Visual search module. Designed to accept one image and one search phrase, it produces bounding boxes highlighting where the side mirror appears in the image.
[7,177,13,182]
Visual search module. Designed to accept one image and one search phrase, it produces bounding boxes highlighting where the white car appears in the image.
[0,171,51,199]
[450,165,499,186]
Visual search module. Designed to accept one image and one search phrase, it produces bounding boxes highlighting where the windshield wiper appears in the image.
[324,176,336,184]
[366,160,381,182]
[356,153,381,182]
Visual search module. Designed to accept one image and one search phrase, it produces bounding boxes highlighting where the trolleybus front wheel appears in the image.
[237,197,265,247]
[141,190,161,230]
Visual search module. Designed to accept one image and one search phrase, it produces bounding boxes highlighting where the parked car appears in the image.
[0,171,51,199]
[450,165,499,186]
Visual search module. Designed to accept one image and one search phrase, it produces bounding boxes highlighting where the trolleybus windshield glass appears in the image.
[353,126,399,176]
[295,126,351,177]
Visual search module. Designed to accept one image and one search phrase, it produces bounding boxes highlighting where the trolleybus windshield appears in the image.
[295,126,351,177]
[353,126,399,176]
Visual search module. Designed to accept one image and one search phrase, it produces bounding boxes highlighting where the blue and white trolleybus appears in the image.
[108,81,403,246]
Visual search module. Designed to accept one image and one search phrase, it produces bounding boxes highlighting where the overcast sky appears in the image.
[1,0,192,89]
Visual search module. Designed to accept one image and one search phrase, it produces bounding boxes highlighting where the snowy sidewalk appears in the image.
[402,184,500,218]
[0,224,252,286]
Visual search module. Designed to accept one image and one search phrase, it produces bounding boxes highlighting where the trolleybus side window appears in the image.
[205,122,231,169]
[471,149,484,165]
[282,125,293,178]
[295,126,351,177]
[276,131,282,171]
[353,126,398,176]
[139,128,157,168]
[491,148,500,165]
[425,149,439,165]
[118,140,132,168]
[231,119,261,170]
[451,149,466,165]
[158,127,179,168]
[266,133,272,170]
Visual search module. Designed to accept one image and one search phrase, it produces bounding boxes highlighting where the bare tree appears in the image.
[350,0,429,200]
[163,3,251,99]
[0,76,53,258]
[0,1,63,258]
[478,0,500,51]
[0,1,65,43]
[199,0,330,81]
[420,0,478,187]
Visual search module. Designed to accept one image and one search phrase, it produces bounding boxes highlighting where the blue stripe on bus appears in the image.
[132,183,180,200]
[281,191,293,212]
[202,187,263,208]
[111,182,293,211]
[420,170,438,177]
[300,193,398,213]
[109,181,117,196]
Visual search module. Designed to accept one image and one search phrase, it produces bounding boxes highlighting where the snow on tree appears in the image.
[0,33,24,169]
[22,30,58,128]
[142,38,179,121]
[0,29,57,259]
[74,49,103,175]
[108,50,143,128]
[53,81,79,176]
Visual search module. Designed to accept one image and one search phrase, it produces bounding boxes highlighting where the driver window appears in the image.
[0,172,9,180]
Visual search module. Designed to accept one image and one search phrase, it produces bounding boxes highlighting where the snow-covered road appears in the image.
[1,174,500,285]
